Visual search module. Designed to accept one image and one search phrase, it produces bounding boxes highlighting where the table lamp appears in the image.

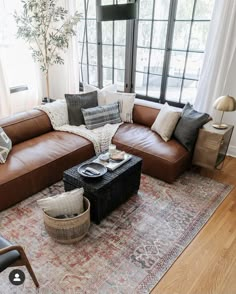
[212,95,236,129]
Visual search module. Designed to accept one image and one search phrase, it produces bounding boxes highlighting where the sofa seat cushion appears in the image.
[0,131,95,210]
[112,123,191,183]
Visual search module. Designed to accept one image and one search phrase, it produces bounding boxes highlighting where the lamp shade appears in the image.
[213,95,236,112]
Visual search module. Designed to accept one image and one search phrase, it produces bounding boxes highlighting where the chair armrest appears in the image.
[0,245,24,255]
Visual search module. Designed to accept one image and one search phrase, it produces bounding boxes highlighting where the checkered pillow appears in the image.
[0,127,12,164]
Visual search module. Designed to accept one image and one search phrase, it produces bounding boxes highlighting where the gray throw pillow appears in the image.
[174,103,209,152]
[0,127,12,164]
[65,91,98,126]
[82,102,122,130]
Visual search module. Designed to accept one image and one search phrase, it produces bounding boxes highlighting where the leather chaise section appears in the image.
[0,131,95,211]
[112,123,191,183]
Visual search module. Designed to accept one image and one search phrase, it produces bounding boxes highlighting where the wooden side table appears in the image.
[192,121,234,169]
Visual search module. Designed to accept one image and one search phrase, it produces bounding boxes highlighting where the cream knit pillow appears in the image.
[151,103,181,142]
[37,188,84,217]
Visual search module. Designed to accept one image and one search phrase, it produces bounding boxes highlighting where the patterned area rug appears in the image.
[0,172,232,293]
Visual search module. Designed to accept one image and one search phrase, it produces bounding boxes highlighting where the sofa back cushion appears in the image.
[133,104,160,127]
[133,99,183,128]
[0,109,53,145]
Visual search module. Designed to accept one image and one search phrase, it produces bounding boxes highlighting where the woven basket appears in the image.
[43,197,90,244]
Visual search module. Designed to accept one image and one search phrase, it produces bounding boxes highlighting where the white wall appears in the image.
[212,52,236,157]
[224,112,236,157]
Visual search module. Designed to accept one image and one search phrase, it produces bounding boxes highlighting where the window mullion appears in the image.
[80,6,88,82]
[80,27,86,82]
[111,0,115,84]
[179,0,197,103]
[160,0,178,104]
[130,0,140,93]
[146,0,156,98]
[112,21,115,84]
[97,0,103,88]
[84,0,90,83]
[125,19,135,93]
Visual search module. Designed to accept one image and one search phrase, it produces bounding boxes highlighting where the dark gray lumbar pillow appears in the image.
[82,102,122,130]
[174,103,209,152]
[0,127,12,164]
[65,91,98,126]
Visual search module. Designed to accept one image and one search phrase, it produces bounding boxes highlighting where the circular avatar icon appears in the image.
[9,269,25,286]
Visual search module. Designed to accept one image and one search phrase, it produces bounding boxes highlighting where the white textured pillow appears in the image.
[37,188,84,217]
[151,103,181,142]
[0,127,12,164]
[105,92,135,123]
[83,83,117,106]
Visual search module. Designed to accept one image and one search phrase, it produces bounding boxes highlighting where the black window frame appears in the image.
[78,0,214,108]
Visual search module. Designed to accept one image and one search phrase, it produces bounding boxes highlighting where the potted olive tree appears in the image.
[14,0,80,100]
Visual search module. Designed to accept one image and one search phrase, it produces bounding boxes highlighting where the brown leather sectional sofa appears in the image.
[0,100,190,211]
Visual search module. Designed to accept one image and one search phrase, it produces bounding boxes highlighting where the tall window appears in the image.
[134,0,170,98]
[101,20,127,90]
[78,0,214,106]
[78,0,129,91]
[78,0,98,86]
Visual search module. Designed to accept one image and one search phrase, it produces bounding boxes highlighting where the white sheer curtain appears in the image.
[65,0,80,94]
[48,0,80,98]
[0,54,11,117]
[194,0,236,114]
[0,0,42,118]
[0,0,12,118]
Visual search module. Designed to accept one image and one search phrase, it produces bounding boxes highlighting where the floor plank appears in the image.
[152,156,236,294]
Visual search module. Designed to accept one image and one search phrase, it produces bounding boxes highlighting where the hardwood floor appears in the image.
[152,156,236,294]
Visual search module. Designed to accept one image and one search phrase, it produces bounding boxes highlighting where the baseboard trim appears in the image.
[227,145,236,157]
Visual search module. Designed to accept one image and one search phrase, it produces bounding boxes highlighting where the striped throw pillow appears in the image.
[82,102,122,130]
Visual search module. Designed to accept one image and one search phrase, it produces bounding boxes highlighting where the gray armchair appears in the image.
[0,236,39,287]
